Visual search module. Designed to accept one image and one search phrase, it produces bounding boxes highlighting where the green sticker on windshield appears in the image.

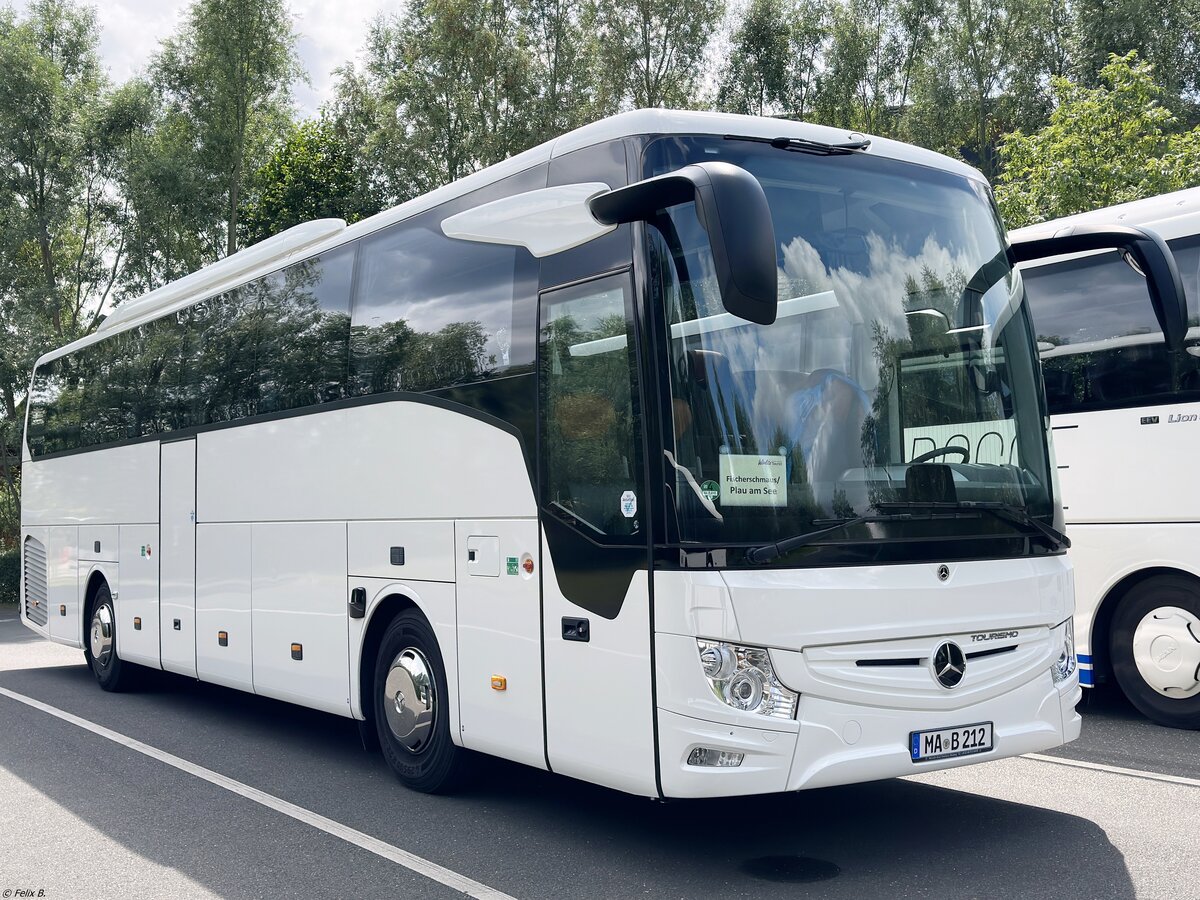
[701,480,720,503]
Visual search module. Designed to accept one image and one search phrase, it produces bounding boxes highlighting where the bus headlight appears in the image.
[696,640,798,720]
[1050,619,1076,684]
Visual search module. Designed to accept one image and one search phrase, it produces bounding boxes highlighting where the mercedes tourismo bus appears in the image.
[26,110,1174,798]
[1013,189,1200,730]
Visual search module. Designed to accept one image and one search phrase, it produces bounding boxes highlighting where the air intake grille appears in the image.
[23,537,48,627]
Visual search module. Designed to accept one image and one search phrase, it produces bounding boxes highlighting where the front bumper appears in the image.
[657,640,1081,799]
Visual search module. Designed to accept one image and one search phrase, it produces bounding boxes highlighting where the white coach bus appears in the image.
[26,110,1178,798]
[1014,188,1200,729]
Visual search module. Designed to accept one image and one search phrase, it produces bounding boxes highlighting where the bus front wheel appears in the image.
[84,582,138,692]
[372,609,466,793]
[1109,575,1200,729]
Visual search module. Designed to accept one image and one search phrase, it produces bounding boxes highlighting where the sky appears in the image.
[11,0,397,116]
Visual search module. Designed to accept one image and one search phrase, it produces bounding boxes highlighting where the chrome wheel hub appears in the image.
[90,604,114,668]
[383,647,435,753]
[1132,606,1200,698]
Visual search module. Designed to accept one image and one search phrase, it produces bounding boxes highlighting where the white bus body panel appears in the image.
[347,521,456,582]
[196,523,254,691]
[22,442,159,526]
[1052,403,1200,524]
[79,526,118,561]
[160,439,198,678]
[196,403,536,523]
[116,524,160,668]
[45,526,78,644]
[251,522,350,716]
[723,556,1072,651]
[455,519,545,769]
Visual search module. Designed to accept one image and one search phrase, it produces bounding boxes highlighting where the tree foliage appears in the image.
[239,118,383,246]
[995,52,1200,227]
[153,0,301,257]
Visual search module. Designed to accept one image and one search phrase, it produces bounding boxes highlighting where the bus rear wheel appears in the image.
[1109,575,1200,729]
[84,582,138,692]
[372,609,466,793]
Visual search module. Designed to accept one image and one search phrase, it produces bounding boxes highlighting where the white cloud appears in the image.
[9,0,396,116]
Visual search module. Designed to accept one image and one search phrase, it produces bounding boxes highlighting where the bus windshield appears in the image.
[642,136,1055,561]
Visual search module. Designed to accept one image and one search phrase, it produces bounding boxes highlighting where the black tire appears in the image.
[1109,575,1200,729]
[83,582,138,692]
[372,609,466,793]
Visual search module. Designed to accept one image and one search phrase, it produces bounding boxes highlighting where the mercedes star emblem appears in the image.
[937,564,950,581]
[933,641,966,688]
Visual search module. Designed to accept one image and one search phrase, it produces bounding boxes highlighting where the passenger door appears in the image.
[537,273,658,796]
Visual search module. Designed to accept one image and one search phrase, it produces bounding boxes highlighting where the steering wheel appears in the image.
[910,445,970,464]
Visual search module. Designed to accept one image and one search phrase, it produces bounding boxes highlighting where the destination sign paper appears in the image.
[718,454,787,507]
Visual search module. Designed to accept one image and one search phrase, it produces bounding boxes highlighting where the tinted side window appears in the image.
[350,212,526,395]
[258,245,355,413]
[349,169,544,397]
[540,275,643,543]
[1024,244,1200,414]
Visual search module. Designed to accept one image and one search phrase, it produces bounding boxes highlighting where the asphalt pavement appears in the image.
[0,609,1195,900]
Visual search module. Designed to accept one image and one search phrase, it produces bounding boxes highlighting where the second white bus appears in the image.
[1015,188,1200,729]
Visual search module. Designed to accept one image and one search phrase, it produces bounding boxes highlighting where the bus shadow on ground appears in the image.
[0,660,1136,900]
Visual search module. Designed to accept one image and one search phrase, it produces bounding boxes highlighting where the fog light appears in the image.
[687,747,744,767]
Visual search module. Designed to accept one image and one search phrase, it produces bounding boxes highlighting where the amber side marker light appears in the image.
[218,631,228,646]
[133,617,142,630]
[491,675,507,691]
[291,643,303,660]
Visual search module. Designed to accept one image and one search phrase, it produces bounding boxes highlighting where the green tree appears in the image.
[1070,0,1200,110]
[239,118,383,245]
[590,0,725,109]
[153,0,302,257]
[98,77,224,298]
[346,0,535,201]
[716,0,828,118]
[0,0,123,548]
[995,52,1200,227]
[522,0,608,141]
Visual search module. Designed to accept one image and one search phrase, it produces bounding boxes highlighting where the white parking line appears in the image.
[0,685,517,900]
[1024,752,1200,788]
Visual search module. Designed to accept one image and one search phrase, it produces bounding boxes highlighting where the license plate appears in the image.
[910,722,993,762]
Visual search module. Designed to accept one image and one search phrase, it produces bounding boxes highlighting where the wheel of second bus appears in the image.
[373,609,466,793]
[1110,575,1200,729]
[83,582,138,693]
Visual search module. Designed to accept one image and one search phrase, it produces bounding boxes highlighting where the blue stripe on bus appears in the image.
[1077,654,1093,664]
[1079,668,1094,686]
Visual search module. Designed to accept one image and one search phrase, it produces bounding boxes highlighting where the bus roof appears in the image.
[38,109,985,368]
[1010,186,1200,248]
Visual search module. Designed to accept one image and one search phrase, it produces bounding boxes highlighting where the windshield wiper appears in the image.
[724,133,872,155]
[874,501,1071,552]
[746,511,917,563]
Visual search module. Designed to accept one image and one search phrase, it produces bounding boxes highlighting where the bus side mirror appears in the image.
[589,162,778,325]
[1010,224,1188,351]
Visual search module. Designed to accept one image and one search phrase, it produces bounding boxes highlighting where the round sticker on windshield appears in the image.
[620,490,637,518]
[701,480,720,503]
